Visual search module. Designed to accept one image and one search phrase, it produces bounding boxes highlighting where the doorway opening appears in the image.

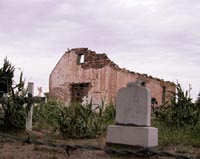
[70,83,91,104]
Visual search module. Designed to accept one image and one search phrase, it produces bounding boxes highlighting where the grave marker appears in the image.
[106,81,158,147]
[26,82,34,132]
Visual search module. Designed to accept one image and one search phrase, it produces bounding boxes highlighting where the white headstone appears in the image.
[116,82,151,126]
[106,81,158,147]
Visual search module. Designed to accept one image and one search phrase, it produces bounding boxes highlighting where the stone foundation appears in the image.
[107,125,158,147]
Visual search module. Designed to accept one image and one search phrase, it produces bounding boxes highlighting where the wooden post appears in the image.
[26,82,34,132]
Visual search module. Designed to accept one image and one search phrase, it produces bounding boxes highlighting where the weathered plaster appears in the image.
[49,48,175,105]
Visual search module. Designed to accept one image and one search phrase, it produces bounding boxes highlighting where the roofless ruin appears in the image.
[49,48,175,105]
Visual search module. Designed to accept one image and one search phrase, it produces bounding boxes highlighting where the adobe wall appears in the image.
[49,48,115,105]
[49,48,175,105]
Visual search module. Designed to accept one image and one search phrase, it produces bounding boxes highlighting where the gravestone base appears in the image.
[106,125,158,147]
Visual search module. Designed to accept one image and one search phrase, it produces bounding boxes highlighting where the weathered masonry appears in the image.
[49,48,175,106]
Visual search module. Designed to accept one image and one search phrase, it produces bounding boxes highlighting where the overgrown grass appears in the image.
[25,82,200,147]
[152,117,200,147]
[33,100,115,139]
[152,83,200,147]
[33,100,61,130]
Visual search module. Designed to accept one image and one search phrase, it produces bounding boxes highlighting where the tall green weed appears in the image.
[153,83,200,146]
[33,100,61,130]
[57,102,115,139]
[0,58,27,130]
[155,83,200,128]
[33,100,116,139]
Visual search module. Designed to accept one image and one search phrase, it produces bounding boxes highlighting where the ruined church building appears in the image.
[49,48,175,106]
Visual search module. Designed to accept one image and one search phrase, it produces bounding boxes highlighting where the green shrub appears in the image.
[32,100,116,139]
[152,83,200,146]
[57,104,89,138]
[0,58,27,130]
[155,83,200,128]
[102,104,116,127]
[57,102,115,139]
[0,95,26,130]
[33,100,61,130]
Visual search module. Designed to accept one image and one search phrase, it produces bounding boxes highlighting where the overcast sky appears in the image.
[0,0,199,100]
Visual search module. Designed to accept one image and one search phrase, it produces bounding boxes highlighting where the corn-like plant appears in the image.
[0,58,27,130]
[57,101,115,139]
[32,97,116,138]
[155,83,200,128]
[57,103,95,138]
[33,100,61,130]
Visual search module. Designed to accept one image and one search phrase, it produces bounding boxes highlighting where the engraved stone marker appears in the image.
[106,81,158,147]
[116,82,151,126]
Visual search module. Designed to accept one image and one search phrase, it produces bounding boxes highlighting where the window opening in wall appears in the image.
[162,86,166,103]
[77,54,85,64]
[70,83,91,104]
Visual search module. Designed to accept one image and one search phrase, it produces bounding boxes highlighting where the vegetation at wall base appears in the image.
[1,59,200,149]
[152,83,200,146]
[33,100,61,130]
[33,100,115,139]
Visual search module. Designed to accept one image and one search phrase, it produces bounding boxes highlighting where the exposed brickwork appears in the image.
[73,48,120,70]
[73,48,174,85]
[49,48,175,106]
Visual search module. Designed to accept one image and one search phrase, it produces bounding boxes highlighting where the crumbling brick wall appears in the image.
[49,48,175,106]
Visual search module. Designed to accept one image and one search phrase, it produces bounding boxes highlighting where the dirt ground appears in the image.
[0,131,199,159]
[0,141,109,159]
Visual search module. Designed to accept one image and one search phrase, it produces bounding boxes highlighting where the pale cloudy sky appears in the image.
[0,0,199,100]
